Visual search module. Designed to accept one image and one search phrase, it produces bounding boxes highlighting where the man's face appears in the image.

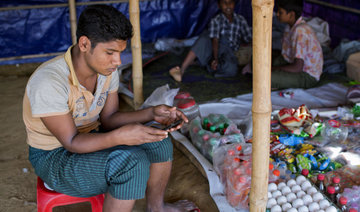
[219,0,235,18]
[276,7,292,24]
[85,39,127,76]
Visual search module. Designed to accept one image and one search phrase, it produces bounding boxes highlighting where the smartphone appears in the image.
[162,119,183,130]
[145,119,183,130]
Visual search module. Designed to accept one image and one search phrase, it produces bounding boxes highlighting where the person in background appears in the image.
[242,0,323,89]
[23,4,200,212]
[169,0,252,82]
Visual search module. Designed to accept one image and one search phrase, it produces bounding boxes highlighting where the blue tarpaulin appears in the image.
[0,0,359,65]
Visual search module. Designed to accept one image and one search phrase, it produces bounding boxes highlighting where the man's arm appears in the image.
[100,92,155,130]
[100,92,188,130]
[41,113,168,154]
[211,38,219,70]
[40,92,169,154]
[273,58,304,73]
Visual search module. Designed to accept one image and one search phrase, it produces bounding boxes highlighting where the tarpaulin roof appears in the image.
[0,0,359,64]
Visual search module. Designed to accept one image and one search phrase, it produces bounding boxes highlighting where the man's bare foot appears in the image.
[169,66,182,82]
[162,200,199,212]
[241,63,252,75]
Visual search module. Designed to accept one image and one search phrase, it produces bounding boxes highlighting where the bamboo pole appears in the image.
[68,0,77,45]
[129,0,143,109]
[0,52,64,62]
[250,0,273,211]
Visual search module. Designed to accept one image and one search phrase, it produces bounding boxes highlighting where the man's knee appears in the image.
[106,147,151,199]
[107,147,151,182]
[215,61,238,77]
[141,137,173,163]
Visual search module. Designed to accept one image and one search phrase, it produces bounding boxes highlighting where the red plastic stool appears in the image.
[37,177,105,212]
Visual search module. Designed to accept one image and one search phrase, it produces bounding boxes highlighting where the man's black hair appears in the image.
[277,0,303,20]
[76,4,133,48]
[217,0,236,4]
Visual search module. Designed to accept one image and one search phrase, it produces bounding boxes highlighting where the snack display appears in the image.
[184,104,359,211]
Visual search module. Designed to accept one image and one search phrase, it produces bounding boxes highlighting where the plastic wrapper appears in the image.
[275,105,322,137]
[341,186,360,211]
[213,143,294,210]
[321,119,348,143]
[189,114,245,162]
[213,143,252,210]
[317,142,349,166]
[272,142,344,176]
[140,84,179,109]
[305,135,331,147]
[279,134,304,146]
[277,105,313,128]
[352,103,360,118]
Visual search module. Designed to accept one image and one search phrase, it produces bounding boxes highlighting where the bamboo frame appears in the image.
[0,0,132,11]
[68,0,77,45]
[129,0,144,109]
[305,0,360,15]
[250,0,274,211]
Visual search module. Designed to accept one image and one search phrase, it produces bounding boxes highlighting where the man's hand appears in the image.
[152,105,188,131]
[210,59,218,71]
[112,123,169,145]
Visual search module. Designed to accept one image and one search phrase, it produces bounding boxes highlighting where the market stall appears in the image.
[169,82,360,211]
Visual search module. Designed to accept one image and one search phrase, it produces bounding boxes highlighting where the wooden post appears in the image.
[68,0,77,45]
[250,0,274,211]
[129,0,143,109]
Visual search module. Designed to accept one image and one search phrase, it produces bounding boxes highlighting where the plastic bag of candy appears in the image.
[189,114,245,161]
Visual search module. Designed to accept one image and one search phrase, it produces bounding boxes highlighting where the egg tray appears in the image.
[266,176,341,212]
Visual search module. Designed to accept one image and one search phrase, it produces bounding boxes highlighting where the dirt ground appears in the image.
[0,63,219,212]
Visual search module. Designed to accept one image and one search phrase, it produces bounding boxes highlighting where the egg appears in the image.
[292,185,302,193]
[287,179,297,187]
[308,202,320,212]
[268,191,272,198]
[319,200,330,209]
[292,198,304,208]
[306,186,318,195]
[325,206,337,212]
[288,208,298,212]
[298,205,309,212]
[278,182,287,190]
[271,205,282,212]
[301,181,312,191]
[282,186,292,195]
[267,198,277,208]
[286,192,297,202]
[272,190,282,199]
[296,175,307,185]
[296,190,306,198]
[312,192,324,202]
[268,183,278,192]
[302,194,313,205]
[277,196,287,205]
[282,203,292,211]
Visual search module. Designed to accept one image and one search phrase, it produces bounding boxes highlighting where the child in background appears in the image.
[242,0,323,89]
[169,0,252,82]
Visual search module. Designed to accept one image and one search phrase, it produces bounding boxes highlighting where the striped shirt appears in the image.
[209,13,252,51]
